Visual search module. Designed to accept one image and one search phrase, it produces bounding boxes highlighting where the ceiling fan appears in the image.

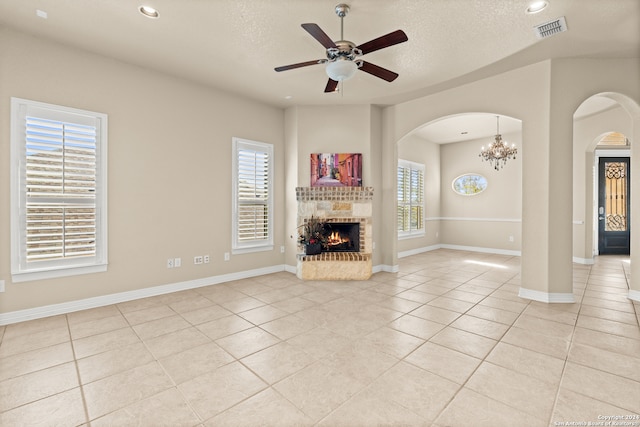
[274,3,408,93]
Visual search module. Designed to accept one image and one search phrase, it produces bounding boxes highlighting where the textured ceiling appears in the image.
[0,0,637,142]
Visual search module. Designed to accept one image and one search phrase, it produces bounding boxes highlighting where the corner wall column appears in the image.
[519,110,575,303]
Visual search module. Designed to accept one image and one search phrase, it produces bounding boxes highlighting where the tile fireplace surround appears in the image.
[296,187,373,280]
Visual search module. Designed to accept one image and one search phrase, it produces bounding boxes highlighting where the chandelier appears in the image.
[479,116,518,171]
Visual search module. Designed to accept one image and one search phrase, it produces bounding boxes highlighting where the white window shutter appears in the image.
[398,159,425,238]
[11,98,107,281]
[25,117,97,261]
[232,138,274,253]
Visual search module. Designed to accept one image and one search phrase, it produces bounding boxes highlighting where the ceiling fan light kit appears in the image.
[274,3,408,93]
[326,59,360,81]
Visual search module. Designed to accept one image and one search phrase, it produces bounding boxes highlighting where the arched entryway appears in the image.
[396,112,523,259]
[574,92,640,302]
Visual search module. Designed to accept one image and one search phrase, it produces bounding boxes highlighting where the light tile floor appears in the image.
[1,249,639,426]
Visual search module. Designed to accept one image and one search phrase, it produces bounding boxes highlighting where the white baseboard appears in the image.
[373,264,399,273]
[398,245,441,259]
[572,257,594,265]
[0,264,286,326]
[518,287,576,303]
[440,244,521,257]
[628,289,640,303]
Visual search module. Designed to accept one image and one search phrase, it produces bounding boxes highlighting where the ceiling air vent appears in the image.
[534,16,568,39]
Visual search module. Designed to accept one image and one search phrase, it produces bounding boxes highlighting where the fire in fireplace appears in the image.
[324,222,360,252]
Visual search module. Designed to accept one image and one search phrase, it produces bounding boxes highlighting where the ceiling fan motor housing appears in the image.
[326,41,362,62]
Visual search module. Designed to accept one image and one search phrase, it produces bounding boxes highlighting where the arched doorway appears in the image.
[574,92,639,302]
[397,112,522,259]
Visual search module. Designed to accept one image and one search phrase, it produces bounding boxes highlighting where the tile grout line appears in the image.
[66,313,93,427]
[546,261,591,427]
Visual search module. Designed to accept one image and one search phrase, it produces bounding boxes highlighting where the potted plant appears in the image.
[298,215,327,255]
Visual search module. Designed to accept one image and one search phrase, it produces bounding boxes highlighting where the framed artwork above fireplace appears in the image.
[311,153,362,187]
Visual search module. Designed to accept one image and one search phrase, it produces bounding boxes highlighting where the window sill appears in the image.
[398,232,426,240]
[232,245,274,255]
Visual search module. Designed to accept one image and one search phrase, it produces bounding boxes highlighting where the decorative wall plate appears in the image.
[452,173,488,195]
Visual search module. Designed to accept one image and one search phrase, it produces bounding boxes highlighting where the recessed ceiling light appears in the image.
[526,1,549,14]
[139,5,159,19]
[36,9,48,19]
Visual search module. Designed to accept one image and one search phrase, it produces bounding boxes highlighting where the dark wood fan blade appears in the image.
[356,30,408,55]
[274,60,323,72]
[359,61,399,82]
[324,79,339,93]
[302,23,337,49]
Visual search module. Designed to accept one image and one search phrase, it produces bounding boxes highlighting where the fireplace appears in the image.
[325,222,360,252]
[296,187,373,280]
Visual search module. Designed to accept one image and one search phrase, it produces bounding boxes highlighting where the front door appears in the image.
[598,157,630,255]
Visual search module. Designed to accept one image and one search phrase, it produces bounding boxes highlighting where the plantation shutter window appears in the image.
[26,117,97,261]
[11,98,108,282]
[397,159,425,238]
[397,164,410,233]
[232,138,274,253]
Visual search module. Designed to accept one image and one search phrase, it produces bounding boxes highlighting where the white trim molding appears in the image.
[440,244,521,257]
[572,257,595,265]
[398,245,440,259]
[518,288,576,303]
[0,264,286,326]
[628,289,640,303]
[374,264,399,273]
[399,244,520,259]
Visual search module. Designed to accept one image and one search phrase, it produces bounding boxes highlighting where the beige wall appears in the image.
[439,131,522,252]
[0,27,285,314]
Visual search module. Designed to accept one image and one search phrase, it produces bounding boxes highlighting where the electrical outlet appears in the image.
[194,256,203,265]
[224,252,230,261]
[174,258,182,267]
[280,246,285,253]
[509,235,514,242]
[167,258,174,268]
[204,255,210,263]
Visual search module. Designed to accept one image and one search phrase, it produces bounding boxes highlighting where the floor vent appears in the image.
[534,16,568,39]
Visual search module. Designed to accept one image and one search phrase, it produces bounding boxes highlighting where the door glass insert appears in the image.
[604,161,627,231]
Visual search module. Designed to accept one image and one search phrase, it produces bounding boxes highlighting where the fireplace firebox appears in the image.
[324,222,360,252]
